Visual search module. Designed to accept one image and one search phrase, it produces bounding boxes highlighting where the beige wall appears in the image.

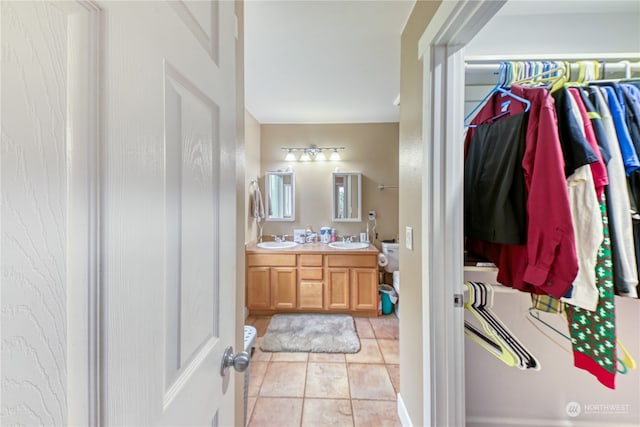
[399,1,441,424]
[258,123,399,247]
[245,110,261,243]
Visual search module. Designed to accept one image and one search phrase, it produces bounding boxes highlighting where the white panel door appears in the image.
[100,1,237,425]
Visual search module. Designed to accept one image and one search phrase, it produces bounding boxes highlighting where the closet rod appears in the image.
[465,62,640,73]
[465,52,640,63]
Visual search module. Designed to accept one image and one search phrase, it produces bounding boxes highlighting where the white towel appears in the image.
[252,187,265,221]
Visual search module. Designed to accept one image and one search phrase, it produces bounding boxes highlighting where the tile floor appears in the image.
[244,314,401,427]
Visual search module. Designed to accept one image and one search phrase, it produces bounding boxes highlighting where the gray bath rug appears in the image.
[260,313,361,353]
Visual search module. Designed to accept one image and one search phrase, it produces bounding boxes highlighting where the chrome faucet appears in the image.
[271,234,289,242]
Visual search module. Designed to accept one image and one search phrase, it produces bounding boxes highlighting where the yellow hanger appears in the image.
[592,60,600,81]
[464,320,519,367]
[618,340,637,371]
[545,62,570,93]
[464,282,519,367]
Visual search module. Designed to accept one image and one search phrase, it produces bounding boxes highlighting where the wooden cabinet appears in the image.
[350,268,378,311]
[246,266,271,309]
[246,250,378,316]
[271,268,297,309]
[325,268,350,310]
[327,254,378,313]
[246,254,297,311]
[299,255,324,309]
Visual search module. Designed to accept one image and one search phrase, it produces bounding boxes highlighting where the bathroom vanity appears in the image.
[245,242,379,316]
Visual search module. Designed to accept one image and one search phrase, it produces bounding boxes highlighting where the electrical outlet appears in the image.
[405,226,413,250]
[368,210,376,220]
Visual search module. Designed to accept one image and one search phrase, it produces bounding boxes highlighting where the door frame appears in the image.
[63,1,102,425]
[417,1,505,425]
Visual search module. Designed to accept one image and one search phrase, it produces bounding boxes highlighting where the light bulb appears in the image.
[315,150,327,161]
[300,151,312,162]
[330,149,341,161]
[284,149,297,162]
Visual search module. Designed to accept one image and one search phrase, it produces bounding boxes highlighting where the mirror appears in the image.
[265,171,295,221]
[332,172,361,222]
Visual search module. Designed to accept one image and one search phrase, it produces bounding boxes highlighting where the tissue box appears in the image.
[293,229,306,243]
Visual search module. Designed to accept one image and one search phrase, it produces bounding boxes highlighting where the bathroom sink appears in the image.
[328,241,370,250]
[256,241,298,249]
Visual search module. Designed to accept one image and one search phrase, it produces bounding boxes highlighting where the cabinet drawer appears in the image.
[326,255,377,268]
[300,267,323,280]
[299,254,323,267]
[247,254,296,267]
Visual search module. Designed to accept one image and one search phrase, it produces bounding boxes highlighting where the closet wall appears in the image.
[463,3,640,426]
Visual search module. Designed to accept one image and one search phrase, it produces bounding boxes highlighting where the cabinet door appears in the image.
[351,268,378,311]
[271,267,297,309]
[325,268,350,310]
[299,281,324,309]
[247,267,271,309]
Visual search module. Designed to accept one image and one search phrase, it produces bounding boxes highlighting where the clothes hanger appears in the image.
[527,306,635,374]
[464,62,507,124]
[464,320,520,366]
[618,340,637,371]
[528,307,570,339]
[464,62,532,128]
[589,60,640,84]
[465,281,540,369]
[469,281,540,370]
[621,60,631,79]
[464,281,519,366]
[463,282,520,367]
[512,63,565,87]
[543,61,570,93]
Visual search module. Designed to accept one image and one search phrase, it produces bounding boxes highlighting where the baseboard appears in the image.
[466,416,638,427]
[397,393,413,427]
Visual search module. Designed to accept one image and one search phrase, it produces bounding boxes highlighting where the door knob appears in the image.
[220,346,250,375]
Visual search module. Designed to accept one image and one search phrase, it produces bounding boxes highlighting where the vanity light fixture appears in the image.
[280,145,345,162]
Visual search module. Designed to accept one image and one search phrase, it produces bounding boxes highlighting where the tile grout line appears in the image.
[299,354,308,427]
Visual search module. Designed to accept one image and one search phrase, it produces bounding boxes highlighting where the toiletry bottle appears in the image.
[331,228,337,242]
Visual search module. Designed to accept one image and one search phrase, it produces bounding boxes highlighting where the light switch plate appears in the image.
[405,226,413,250]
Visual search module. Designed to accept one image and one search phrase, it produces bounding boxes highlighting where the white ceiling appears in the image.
[244,0,415,124]
[244,0,640,125]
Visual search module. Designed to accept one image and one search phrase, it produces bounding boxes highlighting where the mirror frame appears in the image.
[265,171,295,222]
[332,172,362,222]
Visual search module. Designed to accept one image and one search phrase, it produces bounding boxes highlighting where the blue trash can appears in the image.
[379,284,397,315]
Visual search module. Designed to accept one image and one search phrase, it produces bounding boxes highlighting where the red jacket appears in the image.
[465,85,578,298]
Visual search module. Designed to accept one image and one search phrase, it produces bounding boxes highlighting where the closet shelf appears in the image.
[464,251,497,271]
[464,265,498,272]
[462,281,521,295]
